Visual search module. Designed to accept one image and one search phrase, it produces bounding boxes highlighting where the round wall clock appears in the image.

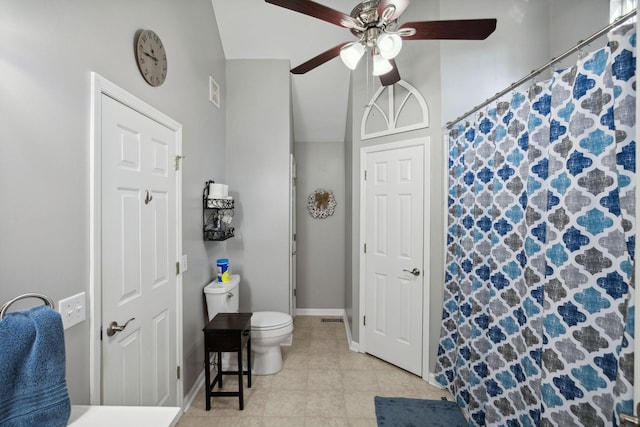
[134,29,167,87]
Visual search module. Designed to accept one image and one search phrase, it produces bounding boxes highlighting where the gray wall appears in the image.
[226,60,292,314]
[0,0,227,402]
[295,141,345,309]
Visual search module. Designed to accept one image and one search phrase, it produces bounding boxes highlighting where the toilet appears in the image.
[204,274,293,375]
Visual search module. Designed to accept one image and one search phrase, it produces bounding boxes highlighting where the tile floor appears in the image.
[177,316,452,427]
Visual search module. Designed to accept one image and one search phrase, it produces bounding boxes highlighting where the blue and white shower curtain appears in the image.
[436,24,636,426]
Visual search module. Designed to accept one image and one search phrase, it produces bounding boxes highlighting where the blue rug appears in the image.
[374,397,468,427]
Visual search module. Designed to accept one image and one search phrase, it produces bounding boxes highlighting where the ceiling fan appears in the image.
[265,0,497,86]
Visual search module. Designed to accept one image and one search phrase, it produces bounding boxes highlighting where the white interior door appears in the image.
[364,143,424,375]
[101,94,177,406]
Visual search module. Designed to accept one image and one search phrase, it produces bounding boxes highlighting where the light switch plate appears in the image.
[58,292,86,330]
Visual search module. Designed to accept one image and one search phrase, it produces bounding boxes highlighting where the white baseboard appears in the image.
[427,372,445,389]
[182,369,206,413]
[295,308,345,316]
[343,311,360,352]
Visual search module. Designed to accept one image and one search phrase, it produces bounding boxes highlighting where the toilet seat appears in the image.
[251,311,293,331]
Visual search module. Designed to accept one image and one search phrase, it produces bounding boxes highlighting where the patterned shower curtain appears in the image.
[435,24,636,426]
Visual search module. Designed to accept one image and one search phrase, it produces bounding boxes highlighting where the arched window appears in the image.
[361,80,429,140]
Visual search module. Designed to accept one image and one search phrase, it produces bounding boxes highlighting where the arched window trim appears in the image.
[361,80,429,140]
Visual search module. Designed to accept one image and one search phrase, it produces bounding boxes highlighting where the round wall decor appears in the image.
[307,189,336,219]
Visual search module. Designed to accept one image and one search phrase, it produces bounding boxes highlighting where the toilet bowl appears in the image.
[203,274,293,375]
[250,311,293,375]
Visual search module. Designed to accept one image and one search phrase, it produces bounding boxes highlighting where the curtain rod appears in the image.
[445,8,638,129]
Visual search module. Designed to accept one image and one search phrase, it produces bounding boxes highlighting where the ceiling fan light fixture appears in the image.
[376,32,402,59]
[340,42,365,70]
[372,53,393,76]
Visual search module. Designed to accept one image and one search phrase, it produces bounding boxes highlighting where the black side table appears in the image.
[203,312,252,410]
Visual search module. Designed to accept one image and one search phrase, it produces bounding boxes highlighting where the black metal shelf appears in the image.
[203,181,235,241]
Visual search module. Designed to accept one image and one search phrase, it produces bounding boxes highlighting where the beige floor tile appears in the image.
[250,374,274,391]
[341,370,380,392]
[338,352,374,371]
[289,337,311,353]
[216,416,264,427]
[347,418,378,427]
[176,414,220,426]
[293,316,317,329]
[309,338,340,354]
[291,328,311,341]
[282,352,310,370]
[211,389,269,418]
[264,390,307,417]
[344,391,378,419]
[263,416,306,427]
[307,369,343,390]
[304,390,347,418]
[307,353,338,370]
[305,416,349,426]
[270,367,308,390]
[375,369,425,392]
[310,326,339,340]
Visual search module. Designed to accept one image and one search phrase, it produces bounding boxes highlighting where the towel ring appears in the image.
[0,293,55,320]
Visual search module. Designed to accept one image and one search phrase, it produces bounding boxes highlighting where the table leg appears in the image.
[238,345,244,410]
[204,348,211,411]
[247,336,252,388]
[217,352,223,388]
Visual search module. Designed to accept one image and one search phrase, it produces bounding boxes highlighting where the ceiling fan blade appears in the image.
[377,0,411,22]
[379,59,401,86]
[291,42,351,74]
[399,19,497,40]
[265,0,359,28]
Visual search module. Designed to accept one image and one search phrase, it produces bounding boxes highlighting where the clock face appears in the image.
[135,29,167,86]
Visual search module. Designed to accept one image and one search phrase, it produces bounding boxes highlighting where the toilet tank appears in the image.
[203,274,240,320]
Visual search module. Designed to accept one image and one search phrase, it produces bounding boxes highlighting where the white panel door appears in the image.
[101,95,177,406]
[364,144,424,375]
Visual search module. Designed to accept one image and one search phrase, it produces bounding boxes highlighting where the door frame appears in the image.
[358,137,430,378]
[289,153,297,317]
[89,73,183,406]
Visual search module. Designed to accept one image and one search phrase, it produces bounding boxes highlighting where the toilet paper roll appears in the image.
[209,183,226,198]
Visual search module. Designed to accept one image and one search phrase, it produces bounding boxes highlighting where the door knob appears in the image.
[403,268,420,276]
[144,190,153,204]
[106,318,135,337]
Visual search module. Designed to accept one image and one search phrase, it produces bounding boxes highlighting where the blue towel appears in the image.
[0,305,71,427]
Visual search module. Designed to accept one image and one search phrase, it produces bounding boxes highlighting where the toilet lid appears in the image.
[251,311,293,331]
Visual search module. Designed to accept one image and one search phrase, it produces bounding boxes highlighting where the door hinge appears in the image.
[100,327,103,341]
[176,261,181,275]
[363,315,366,326]
[294,288,296,297]
[175,155,184,171]
[293,233,297,242]
[364,243,367,253]
[177,366,181,380]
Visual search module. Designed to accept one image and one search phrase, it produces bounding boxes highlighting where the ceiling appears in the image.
[211,0,373,143]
